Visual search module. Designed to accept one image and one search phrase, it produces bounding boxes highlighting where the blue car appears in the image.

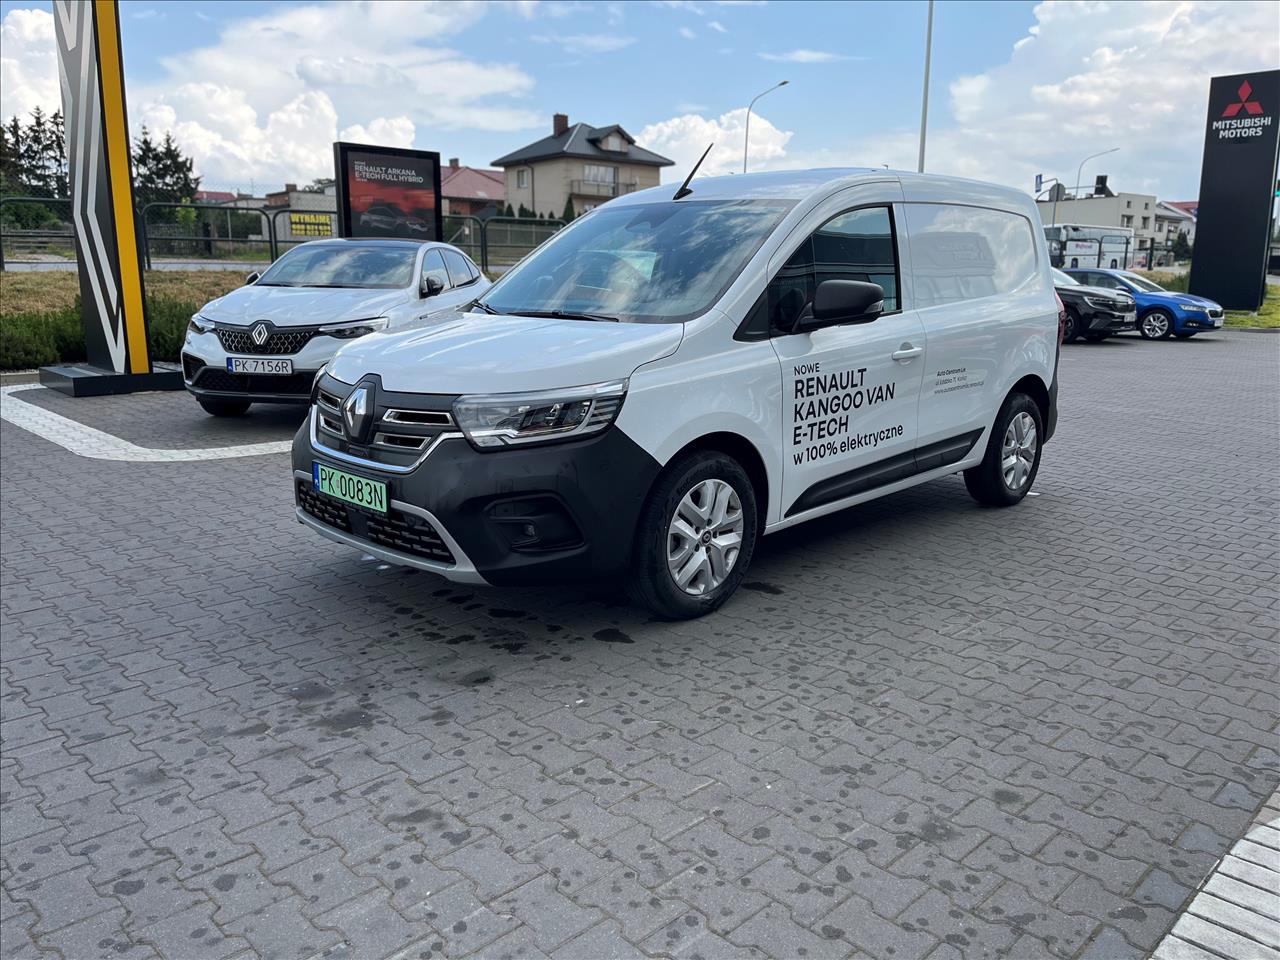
[1064,268,1224,340]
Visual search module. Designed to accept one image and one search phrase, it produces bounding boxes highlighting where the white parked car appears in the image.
[181,238,489,416]
[293,169,1060,618]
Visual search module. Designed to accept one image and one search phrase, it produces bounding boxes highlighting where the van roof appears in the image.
[613,167,1031,207]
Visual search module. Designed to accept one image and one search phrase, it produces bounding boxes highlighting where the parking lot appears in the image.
[1,331,1276,959]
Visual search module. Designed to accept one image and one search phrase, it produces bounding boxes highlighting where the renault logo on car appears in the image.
[250,322,270,346]
[342,385,372,441]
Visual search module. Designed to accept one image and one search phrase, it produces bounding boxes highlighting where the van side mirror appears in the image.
[245,271,261,285]
[420,274,444,298]
[793,280,884,333]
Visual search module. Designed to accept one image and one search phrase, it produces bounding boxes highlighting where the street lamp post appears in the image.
[917,0,934,173]
[1072,147,1119,200]
[744,80,788,174]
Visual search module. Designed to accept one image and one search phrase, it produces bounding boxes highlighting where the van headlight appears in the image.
[318,317,389,339]
[187,314,215,335]
[453,380,627,449]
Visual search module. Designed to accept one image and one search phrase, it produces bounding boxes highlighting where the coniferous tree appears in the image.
[560,197,575,222]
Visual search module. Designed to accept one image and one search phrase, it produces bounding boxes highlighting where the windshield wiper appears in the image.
[517,309,620,323]
[470,300,503,315]
[255,281,299,287]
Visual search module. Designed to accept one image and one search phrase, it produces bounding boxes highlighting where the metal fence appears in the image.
[1,195,564,275]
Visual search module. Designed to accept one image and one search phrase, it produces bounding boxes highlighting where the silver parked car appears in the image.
[181,238,489,416]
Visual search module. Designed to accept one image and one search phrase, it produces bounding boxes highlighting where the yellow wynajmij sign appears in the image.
[290,212,334,237]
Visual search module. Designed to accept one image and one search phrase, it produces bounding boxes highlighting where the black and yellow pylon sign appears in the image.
[45,0,176,395]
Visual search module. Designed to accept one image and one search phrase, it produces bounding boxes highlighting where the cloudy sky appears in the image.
[1,0,1277,201]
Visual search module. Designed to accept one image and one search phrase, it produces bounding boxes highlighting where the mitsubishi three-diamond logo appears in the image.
[1223,80,1264,117]
[250,322,270,346]
[1213,78,1271,141]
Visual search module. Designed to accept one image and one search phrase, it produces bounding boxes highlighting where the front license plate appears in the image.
[314,463,387,513]
[227,357,293,375]
[1212,317,1223,328]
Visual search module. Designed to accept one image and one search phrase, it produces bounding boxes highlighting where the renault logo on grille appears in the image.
[250,322,270,346]
[343,385,373,441]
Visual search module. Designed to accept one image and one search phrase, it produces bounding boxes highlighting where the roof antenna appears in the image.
[673,142,713,200]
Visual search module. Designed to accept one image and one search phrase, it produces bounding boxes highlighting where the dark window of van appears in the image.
[768,206,899,333]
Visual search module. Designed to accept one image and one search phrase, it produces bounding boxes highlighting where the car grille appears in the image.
[314,377,458,469]
[296,479,454,564]
[216,326,319,355]
[191,365,315,396]
[1207,308,1223,319]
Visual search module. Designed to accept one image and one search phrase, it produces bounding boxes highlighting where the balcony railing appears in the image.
[570,180,639,199]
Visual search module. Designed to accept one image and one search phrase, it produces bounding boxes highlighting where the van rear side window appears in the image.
[904,204,1037,308]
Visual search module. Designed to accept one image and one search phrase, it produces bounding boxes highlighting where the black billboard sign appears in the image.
[1188,70,1280,311]
[333,142,443,242]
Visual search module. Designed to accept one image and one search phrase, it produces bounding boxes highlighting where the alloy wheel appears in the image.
[1001,412,1037,491]
[1142,312,1170,338]
[666,478,744,596]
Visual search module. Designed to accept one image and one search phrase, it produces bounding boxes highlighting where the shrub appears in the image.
[1,294,194,370]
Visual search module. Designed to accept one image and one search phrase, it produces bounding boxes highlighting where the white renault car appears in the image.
[293,169,1060,618]
[182,238,488,416]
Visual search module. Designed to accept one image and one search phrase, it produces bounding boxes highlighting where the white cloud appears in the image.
[917,0,1280,198]
[679,26,697,39]
[340,116,416,148]
[532,32,636,54]
[0,9,58,123]
[639,108,792,179]
[708,19,728,32]
[122,1,543,186]
[758,49,848,63]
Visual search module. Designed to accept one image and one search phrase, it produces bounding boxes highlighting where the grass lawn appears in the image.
[0,270,247,369]
[1,269,245,317]
[1225,297,1280,328]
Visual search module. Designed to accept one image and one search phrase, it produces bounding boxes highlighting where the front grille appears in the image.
[216,326,319,355]
[193,367,315,396]
[1207,308,1223,319]
[297,479,455,565]
[297,481,352,531]
[313,376,458,469]
[366,512,454,564]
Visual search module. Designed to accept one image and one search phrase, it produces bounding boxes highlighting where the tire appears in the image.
[198,397,251,417]
[1062,310,1080,343]
[1173,331,1196,339]
[964,393,1043,507]
[1138,309,1174,339]
[627,451,758,620]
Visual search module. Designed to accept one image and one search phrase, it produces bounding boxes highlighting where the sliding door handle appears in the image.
[892,344,923,362]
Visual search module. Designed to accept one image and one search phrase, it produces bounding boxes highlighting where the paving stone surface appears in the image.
[1,331,1277,959]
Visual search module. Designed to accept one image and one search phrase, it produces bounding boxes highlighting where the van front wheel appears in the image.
[964,393,1043,507]
[628,452,758,619]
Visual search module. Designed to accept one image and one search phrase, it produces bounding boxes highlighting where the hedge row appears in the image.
[0,295,195,370]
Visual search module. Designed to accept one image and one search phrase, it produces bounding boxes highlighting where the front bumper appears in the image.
[181,327,342,404]
[1177,311,1224,331]
[1084,309,1136,334]
[290,407,661,587]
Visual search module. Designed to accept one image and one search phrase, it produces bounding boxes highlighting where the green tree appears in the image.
[1171,232,1192,261]
[132,127,200,221]
[503,202,514,218]
[517,202,533,219]
[560,197,575,222]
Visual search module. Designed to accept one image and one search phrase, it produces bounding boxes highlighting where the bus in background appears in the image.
[1043,224,1137,270]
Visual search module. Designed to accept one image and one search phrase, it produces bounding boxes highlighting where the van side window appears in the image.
[903,203,1037,308]
[421,249,450,290]
[768,206,899,333]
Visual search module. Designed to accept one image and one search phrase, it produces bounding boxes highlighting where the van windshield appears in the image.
[477,199,794,323]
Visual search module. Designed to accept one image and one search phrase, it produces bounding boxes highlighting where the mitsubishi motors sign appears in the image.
[1189,70,1280,311]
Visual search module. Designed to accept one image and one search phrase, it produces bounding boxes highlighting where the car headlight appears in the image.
[187,314,215,335]
[453,379,627,449]
[1083,296,1123,310]
[1180,303,1207,313]
[318,317,389,339]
